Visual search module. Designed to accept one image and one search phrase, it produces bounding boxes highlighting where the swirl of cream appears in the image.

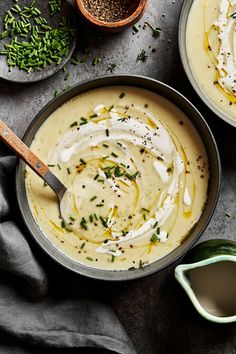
[50,105,184,256]
[215,0,236,95]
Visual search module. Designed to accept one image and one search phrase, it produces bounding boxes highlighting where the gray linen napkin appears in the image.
[0,156,137,354]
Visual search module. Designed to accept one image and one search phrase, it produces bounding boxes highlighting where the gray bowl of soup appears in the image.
[16,75,221,281]
[179,0,236,127]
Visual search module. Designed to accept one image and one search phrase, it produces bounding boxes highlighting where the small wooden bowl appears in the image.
[76,0,148,32]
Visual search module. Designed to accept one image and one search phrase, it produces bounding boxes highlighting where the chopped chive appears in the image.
[100,216,108,228]
[61,220,66,229]
[94,213,98,220]
[90,196,97,202]
[90,113,97,118]
[108,104,114,111]
[71,56,79,65]
[157,227,160,235]
[106,62,116,72]
[92,57,101,65]
[119,92,125,99]
[132,25,139,33]
[103,143,109,148]
[111,152,118,158]
[80,217,88,230]
[111,254,115,262]
[57,164,61,170]
[86,256,93,261]
[96,203,104,207]
[80,117,88,125]
[70,121,78,127]
[1,31,8,39]
[153,221,158,228]
[139,260,144,269]
[89,214,94,223]
[54,90,60,97]
[67,167,71,174]
[114,166,123,177]
[64,72,70,81]
[102,155,109,160]
[70,216,75,222]
[94,173,99,180]
[80,242,85,249]
[150,234,158,243]
[80,158,86,165]
[137,50,148,61]
[142,207,150,213]
[105,129,109,137]
[48,164,55,167]
[125,171,139,180]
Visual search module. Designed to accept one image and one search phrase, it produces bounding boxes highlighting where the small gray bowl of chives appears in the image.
[0,0,76,83]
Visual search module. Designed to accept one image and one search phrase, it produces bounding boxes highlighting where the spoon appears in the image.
[0,120,67,209]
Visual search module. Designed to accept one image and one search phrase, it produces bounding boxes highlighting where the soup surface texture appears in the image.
[186,0,236,121]
[25,86,209,271]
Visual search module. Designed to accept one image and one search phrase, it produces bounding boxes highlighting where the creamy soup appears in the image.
[186,0,236,121]
[25,86,209,271]
[189,261,236,317]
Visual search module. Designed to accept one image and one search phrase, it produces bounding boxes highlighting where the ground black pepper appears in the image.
[83,0,133,22]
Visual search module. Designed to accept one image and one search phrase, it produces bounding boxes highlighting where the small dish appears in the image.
[76,0,147,32]
[0,0,76,83]
[175,240,236,323]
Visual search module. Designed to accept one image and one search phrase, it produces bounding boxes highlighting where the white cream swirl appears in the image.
[215,0,236,95]
[51,105,185,257]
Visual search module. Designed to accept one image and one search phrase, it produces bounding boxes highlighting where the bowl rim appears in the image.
[15,74,221,281]
[178,0,236,128]
[76,0,147,28]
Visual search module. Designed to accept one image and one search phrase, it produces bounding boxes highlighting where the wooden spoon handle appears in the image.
[0,120,48,177]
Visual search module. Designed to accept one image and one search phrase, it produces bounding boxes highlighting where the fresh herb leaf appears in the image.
[145,22,161,38]
[106,62,116,72]
[90,196,97,202]
[80,217,88,230]
[80,158,86,165]
[92,57,101,65]
[70,121,78,128]
[150,234,158,243]
[132,25,139,33]
[137,50,148,61]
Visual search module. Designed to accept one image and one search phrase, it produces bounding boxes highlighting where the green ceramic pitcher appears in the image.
[175,239,236,323]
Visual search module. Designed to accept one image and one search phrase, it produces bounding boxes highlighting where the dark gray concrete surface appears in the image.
[0,1,236,353]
